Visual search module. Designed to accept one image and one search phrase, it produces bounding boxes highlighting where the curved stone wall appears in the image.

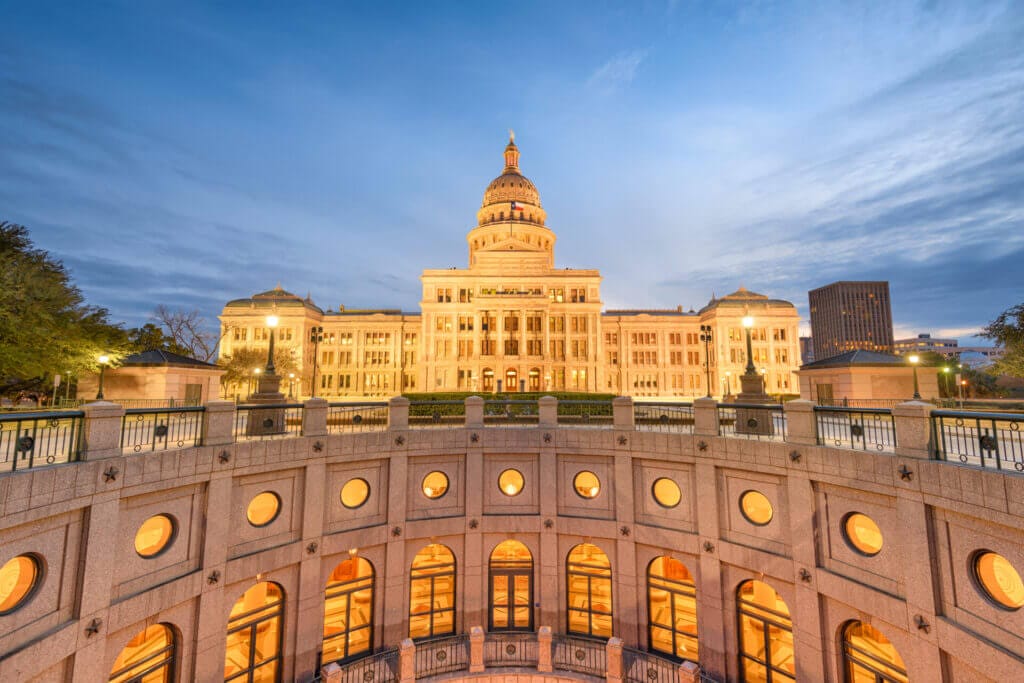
[2,419,1024,682]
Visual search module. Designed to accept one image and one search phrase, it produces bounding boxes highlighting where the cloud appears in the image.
[586,49,648,93]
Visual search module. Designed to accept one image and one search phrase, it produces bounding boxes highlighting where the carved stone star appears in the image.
[313,441,324,452]
[218,450,231,463]
[617,435,627,445]
[103,466,119,482]
[898,464,913,481]
[697,441,708,452]
[395,436,405,446]
[789,450,801,463]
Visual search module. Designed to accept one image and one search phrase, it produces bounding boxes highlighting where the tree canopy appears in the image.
[981,303,1024,379]
[218,346,299,397]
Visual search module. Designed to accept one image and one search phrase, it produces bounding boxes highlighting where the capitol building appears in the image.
[219,136,801,399]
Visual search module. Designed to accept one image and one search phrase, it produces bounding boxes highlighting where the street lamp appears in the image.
[956,363,964,409]
[265,315,279,375]
[309,326,324,398]
[96,355,110,400]
[908,354,921,399]
[699,324,713,397]
[742,316,757,376]
[251,367,261,396]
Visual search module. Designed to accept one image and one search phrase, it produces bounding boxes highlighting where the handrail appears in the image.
[813,405,893,415]
[122,405,206,415]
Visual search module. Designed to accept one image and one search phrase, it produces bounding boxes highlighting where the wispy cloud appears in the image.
[587,49,648,93]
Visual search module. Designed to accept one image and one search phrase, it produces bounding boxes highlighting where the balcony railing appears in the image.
[408,400,465,429]
[413,635,469,677]
[234,403,304,441]
[814,406,896,453]
[327,402,389,433]
[483,632,539,667]
[932,410,1024,471]
[552,634,607,677]
[717,403,786,441]
[557,400,613,427]
[323,647,399,683]
[635,402,695,433]
[623,645,691,683]
[0,410,83,472]
[483,400,539,427]
[121,407,205,453]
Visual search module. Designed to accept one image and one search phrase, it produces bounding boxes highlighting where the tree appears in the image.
[0,222,130,393]
[153,305,221,362]
[981,303,1024,379]
[128,323,192,355]
[218,346,299,398]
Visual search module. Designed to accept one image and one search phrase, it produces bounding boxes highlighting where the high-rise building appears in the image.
[808,281,893,361]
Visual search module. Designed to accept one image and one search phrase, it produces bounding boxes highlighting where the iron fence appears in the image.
[327,402,389,433]
[55,397,203,410]
[932,410,1024,472]
[552,635,607,676]
[0,411,83,472]
[483,400,539,427]
[635,402,695,433]
[121,407,205,453]
[557,400,614,427]
[717,403,786,441]
[323,648,399,683]
[234,403,304,441]
[483,632,539,667]
[413,635,469,677]
[814,407,896,453]
[623,646,687,683]
[408,400,465,429]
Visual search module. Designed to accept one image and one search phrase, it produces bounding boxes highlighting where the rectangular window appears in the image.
[526,315,543,333]
[458,340,473,359]
[686,332,699,345]
[458,288,472,303]
[607,351,618,365]
[481,339,497,355]
[549,316,565,333]
[437,287,452,303]
[670,351,683,365]
[527,339,543,356]
[773,328,787,342]
[570,288,586,303]
[504,339,519,355]
[549,288,564,303]
[504,315,520,332]
[459,316,474,332]
[549,340,565,360]
[604,332,618,345]
[572,340,588,358]
[669,333,682,345]
[571,316,588,333]
[340,333,353,345]
[435,316,452,332]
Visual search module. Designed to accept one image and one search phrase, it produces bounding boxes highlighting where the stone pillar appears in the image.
[613,396,634,429]
[69,496,121,681]
[469,626,485,673]
[465,396,484,428]
[321,662,341,683]
[606,637,624,683]
[202,400,236,446]
[537,626,553,672]
[678,661,700,683]
[80,400,126,460]
[389,396,410,430]
[893,401,934,459]
[399,638,416,683]
[692,397,718,437]
[783,400,817,446]
[302,398,328,437]
[538,395,558,427]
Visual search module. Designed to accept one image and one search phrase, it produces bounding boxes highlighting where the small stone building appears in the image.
[796,349,940,404]
[76,350,224,404]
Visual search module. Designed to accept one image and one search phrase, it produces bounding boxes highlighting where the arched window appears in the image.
[322,558,374,666]
[647,556,698,661]
[737,580,794,682]
[842,621,907,683]
[567,543,612,638]
[110,624,175,683]
[225,582,283,683]
[409,544,456,639]
[489,540,533,631]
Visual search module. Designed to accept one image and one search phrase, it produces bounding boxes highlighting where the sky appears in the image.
[2,1,1022,344]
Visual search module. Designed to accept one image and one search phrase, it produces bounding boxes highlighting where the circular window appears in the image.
[134,514,176,558]
[340,478,370,509]
[0,554,42,614]
[973,551,1024,610]
[246,492,281,527]
[498,469,524,497]
[652,477,681,508]
[843,513,883,556]
[739,490,773,526]
[422,471,449,499]
[573,471,601,499]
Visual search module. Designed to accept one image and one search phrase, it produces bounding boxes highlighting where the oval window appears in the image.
[573,471,601,499]
[739,490,773,526]
[498,469,524,497]
[0,554,41,614]
[652,477,681,508]
[974,551,1024,610]
[134,514,176,558]
[246,492,281,527]
[341,478,370,509]
[422,471,449,499]
[843,513,883,556]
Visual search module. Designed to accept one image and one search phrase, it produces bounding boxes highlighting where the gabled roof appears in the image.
[800,349,907,370]
[122,350,219,368]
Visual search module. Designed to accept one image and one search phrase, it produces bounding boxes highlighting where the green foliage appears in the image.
[218,346,299,395]
[128,323,191,355]
[981,303,1024,379]
[403,391,618,416]
[0,222,130,390]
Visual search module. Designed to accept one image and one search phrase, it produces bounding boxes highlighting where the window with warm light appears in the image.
[322,557,374,666]
[409,544,456,639]
[739,490,773,526]
[737,580,794,682]
[134,514,176,558]
[224,582,283,683]
[421,471,449,499]
[573,471,601,499]
[567,543,613,638]
[652,478,681,508]
[843,513,883,557]
[842,620,907,683]
[973,551,1024,610]
[647,556,698,661]
[340,478,370,509]
[498,469,524,497]
[110,623,175,683]
[489,540,533,631]
[0,554,41,615]
[246,492,281,527]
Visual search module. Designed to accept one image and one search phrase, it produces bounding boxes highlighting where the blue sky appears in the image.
[2,1,1022,344]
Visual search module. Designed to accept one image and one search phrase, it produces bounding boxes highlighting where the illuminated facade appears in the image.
[218,137,801,398]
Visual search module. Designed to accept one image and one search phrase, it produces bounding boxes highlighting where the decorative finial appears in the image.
[274,282,282,291]
[509,128,515,143]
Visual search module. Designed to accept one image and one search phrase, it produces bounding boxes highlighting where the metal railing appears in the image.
[814,407,896,453]
[483,400,539,427]
[327,402,389,433]
[483,632,539,667]
[932,410,1024,472]
[324,648,399,683]
[408,400,465,429]
[0,410,83,472]
[55,397,202,410]
[717,403,786,441]
[121,407,205,453]
[413,635,469,677]
[623,646,688,683]
[557,400,614,427]
[233,403,304,441]
[635,402,695,433]
[552,635,607,677]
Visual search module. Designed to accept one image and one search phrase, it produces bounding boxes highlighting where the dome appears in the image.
[480,133,543,209]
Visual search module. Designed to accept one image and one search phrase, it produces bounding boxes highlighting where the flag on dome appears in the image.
[511,201,526,211]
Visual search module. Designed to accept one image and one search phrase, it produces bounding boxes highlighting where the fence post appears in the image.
[613,396,634,429]
[893,401,933,459]
[302,397,328,436]
[80,401,126,460]
[693,397,719,437]
[321,662,341,683]
[537,626,553,672]
[465,396,484,428]
[202,400,236,446]
[470,626,485,673]
[606,637,623,683]
[399,638,416,683]
[538,396,558,427]
[783,400,817,445]
[678,661,700,683]
[389,396,410,430]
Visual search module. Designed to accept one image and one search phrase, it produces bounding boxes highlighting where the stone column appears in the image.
[302,398,328,437]
[469,626,485,673]
[202,400,236,446]
[399,638,416,683]
[692,397,718,437]
[321,662,341,683]
[678,661,700,683]
[389,396,410,430]
[465,396,484,428]
[80,400,126,460]
[893,401,934,459]
[537,626,553,672]
[606,637,624,683]
[613,396,634,429]
[538,395,558,427]
[783,400,817,446]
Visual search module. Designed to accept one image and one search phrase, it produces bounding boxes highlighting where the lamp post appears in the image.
[251,367,261,396]
[956,363,964,409]
[264,315,279,375]
[96,355,110,400]
[288,373,295,399]
[699,324,713,398]
[742,316,757,376]
[942,366,951,401]
[908,354,921,399]
[309,326,324,398]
